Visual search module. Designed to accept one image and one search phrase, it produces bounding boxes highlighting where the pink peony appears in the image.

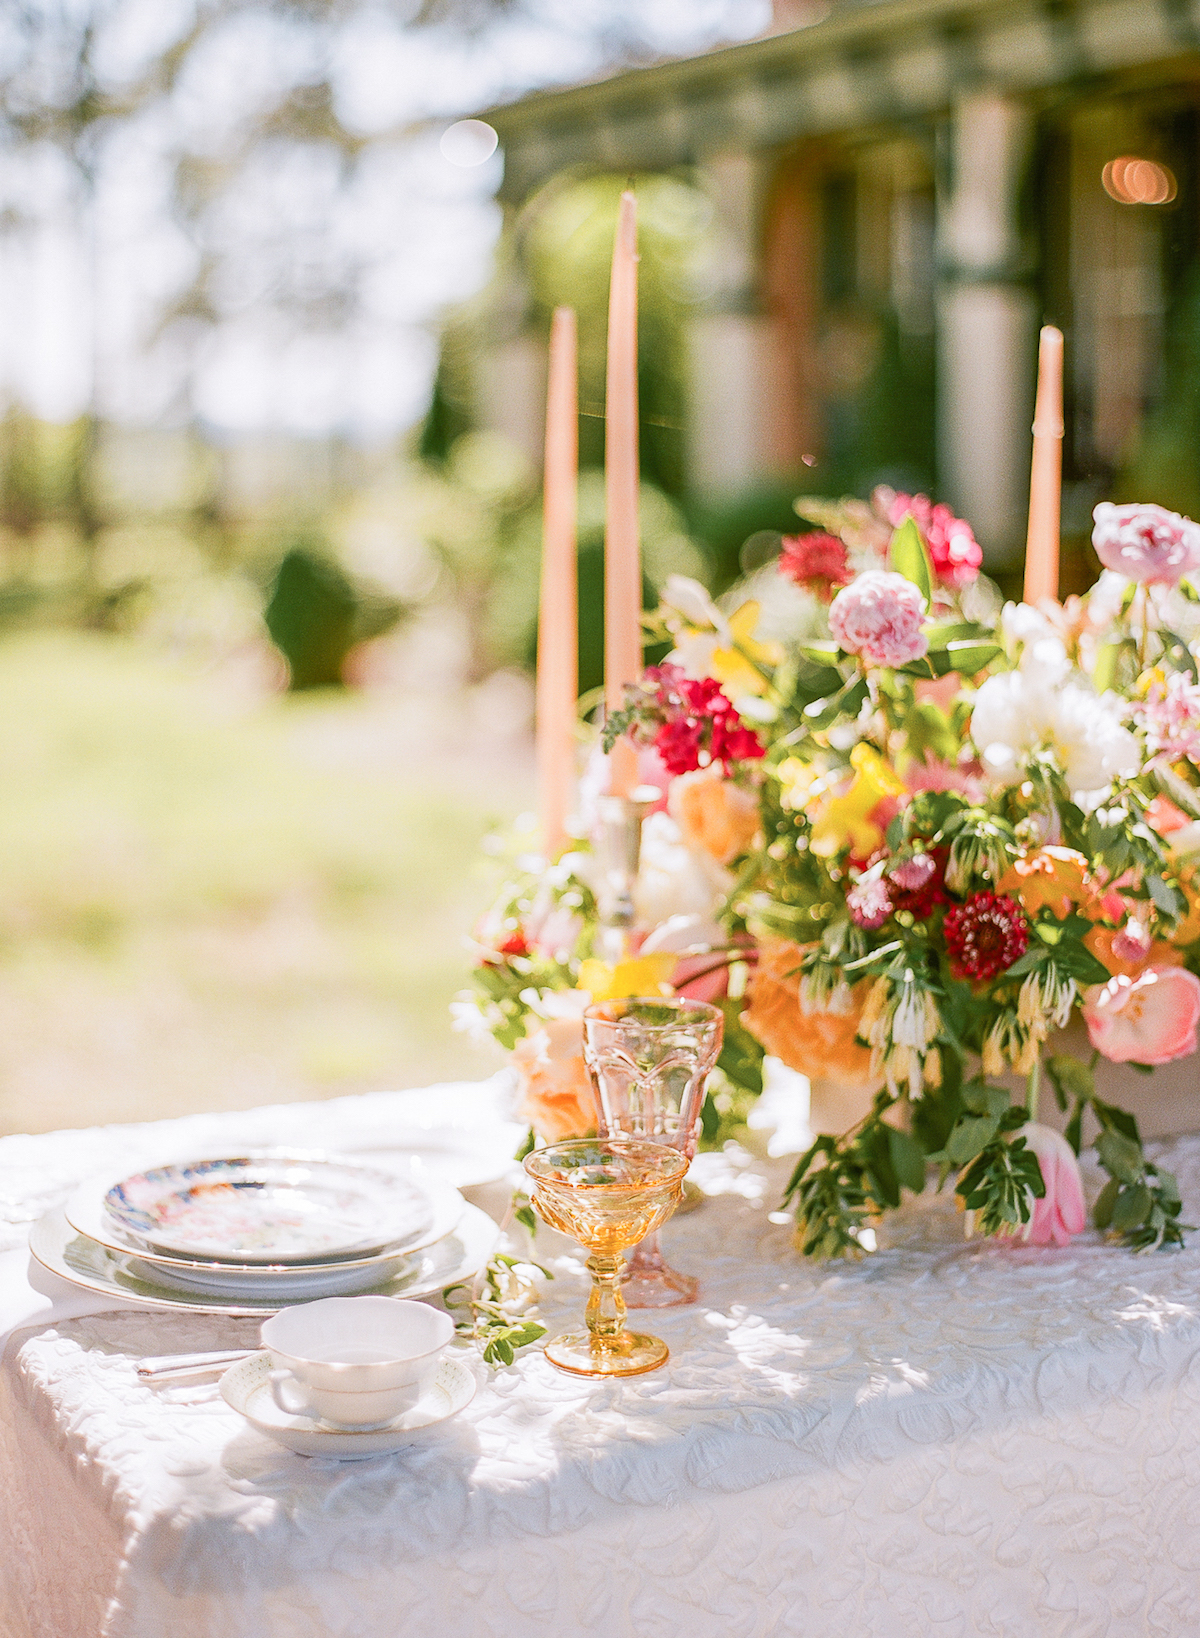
[1091,502,1200,585]
[884,492,983,588]
[1019,1123,1087,1247]
[1082,964,1200,1064]
[828,571,929,668]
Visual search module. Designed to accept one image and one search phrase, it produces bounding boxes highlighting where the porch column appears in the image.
[937,93,1038,567]
[686,152,782,497]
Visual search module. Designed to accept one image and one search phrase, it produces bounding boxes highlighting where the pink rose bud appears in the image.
[1082,964,1200,1064]
[1019,1123,1087,1247]
[1091,501,1200,585]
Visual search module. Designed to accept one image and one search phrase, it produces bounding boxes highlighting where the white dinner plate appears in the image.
[219,1351,477,1458]
[101,1152,435,1263]
[65,1159,464,1295]
[30,1201,499,1316]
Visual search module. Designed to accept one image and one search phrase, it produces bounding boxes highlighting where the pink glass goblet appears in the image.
[582,996,723,1308]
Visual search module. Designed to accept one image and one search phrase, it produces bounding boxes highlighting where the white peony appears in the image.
[633,813,730,928]
[971,668,1141,797]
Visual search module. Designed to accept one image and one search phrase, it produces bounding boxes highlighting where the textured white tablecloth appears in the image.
[4,1088,1200,1638]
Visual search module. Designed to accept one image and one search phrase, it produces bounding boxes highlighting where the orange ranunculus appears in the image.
[741,939,878,1088]
[511,1017,597,1141]
[997,847,1091,920]
[669,769,760,866]
[1083,924,1184,981]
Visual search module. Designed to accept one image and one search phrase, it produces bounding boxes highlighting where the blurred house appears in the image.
[466,0,1200,582]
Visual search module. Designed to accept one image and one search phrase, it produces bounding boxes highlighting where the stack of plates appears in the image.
[30,1150,499,1316]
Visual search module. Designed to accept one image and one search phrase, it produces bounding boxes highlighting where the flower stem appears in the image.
[1138,586,1151,674]
[1026,1056,1041,1121]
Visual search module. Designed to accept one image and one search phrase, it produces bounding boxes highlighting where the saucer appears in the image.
[219,1351,477,1457]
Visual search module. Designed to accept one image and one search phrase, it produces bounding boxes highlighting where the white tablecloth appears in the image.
[4,1087,1200,1638]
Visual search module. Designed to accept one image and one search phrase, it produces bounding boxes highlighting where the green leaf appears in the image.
[946,1113,1001,1166]
[514,1126,537,1162]
[1093,1176,1120,1228]
[1096,1128,1144,1185]
[1092,1096,1141,1145]
[514,1204,538,1237]
[888,1128,927,1194]
[926,622,991,651]
[1146,872,1182,919]
[961,1079,1011,1119]
[890,514,933,603]
[924,641,1003,679]
[1111,1183,1153,1232]
[799,641,842,665]
[1063,1098,1086,1156]
[700,1092,719,1143]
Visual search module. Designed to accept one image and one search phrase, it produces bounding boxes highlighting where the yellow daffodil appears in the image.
[577,954,677,1002]
[709,602,783,698]
[810,744,905,859]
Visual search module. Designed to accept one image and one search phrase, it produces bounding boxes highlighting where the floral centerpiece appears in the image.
[458,488,1200,1257]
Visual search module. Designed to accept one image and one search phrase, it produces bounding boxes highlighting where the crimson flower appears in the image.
[633,665,766,776]
[779,532,852,601]
[943,891,1029,982]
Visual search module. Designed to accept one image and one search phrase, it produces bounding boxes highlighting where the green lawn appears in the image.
[0,631,527,1134]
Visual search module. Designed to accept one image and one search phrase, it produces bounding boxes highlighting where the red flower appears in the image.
[779,532,852,601]
[497,930,531,958]
[943,891,1029,982]
[634,664,766,776]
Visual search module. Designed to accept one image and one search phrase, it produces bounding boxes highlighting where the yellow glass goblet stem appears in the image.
[584,1253,628,1350]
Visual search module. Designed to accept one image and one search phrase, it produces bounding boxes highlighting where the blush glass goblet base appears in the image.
[582,997,723,1309]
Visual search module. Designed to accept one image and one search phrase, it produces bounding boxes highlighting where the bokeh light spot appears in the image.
[440,120,499,167]
[1102,156,1178,205]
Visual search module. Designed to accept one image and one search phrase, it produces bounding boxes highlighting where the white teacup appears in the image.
[260,1296,454,1429]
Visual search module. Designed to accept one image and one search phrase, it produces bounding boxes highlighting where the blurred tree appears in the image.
[519,171,713,499]
[264,535,406,689]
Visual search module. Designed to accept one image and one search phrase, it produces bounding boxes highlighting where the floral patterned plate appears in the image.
[102,1152,434,1263]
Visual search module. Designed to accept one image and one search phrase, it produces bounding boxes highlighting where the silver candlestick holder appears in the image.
[594,791,654,964]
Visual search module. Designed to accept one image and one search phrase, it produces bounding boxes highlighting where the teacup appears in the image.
[260,1296,454,1429]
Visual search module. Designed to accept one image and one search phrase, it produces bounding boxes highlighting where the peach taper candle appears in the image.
[604,189,642,799]
[1023,325,1064,606]
[536,306,579,859]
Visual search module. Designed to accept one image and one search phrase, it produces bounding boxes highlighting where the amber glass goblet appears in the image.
[583,997,723,1308]
[523,1138,688,1377]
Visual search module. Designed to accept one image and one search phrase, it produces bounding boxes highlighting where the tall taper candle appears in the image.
[604,189,642,799]
[537,306,578,859]
[1023,325,1064,605]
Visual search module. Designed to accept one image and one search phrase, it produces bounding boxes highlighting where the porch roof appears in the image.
[484,0,1200,201]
